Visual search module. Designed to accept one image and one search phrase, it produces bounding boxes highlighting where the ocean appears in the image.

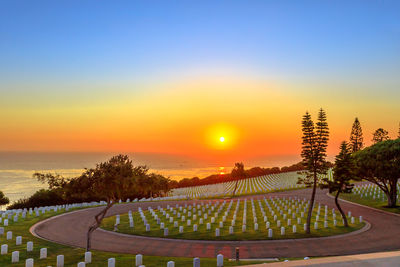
[0,152,300,204]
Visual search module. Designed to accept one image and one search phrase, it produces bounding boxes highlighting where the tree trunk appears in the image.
[306,172,317,234]
[86,202,113,251]
[387,179,398,208]
[231,179,239,198]
[335,189,348,227]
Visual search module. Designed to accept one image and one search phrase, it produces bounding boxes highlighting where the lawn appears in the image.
[340,193,400,214]
[0,207,273,266]
[101,198,364,241]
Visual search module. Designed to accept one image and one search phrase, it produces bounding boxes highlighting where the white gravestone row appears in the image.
[120,196,358,238]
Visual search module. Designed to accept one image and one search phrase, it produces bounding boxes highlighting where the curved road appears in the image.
[32,189,400,259]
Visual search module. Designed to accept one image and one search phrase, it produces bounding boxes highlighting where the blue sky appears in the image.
[0,1,399,157]
[1,0,399,88]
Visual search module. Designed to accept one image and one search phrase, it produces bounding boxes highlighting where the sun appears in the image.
[219,136,225,142]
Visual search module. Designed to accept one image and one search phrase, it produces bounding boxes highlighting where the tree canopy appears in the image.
[322,142,355,226]
[372,128,390,144]
[353,138,400,207]
[298,108,329,234]
[349,117,364,153]
[231,162,246,197]
[0,191,9,207]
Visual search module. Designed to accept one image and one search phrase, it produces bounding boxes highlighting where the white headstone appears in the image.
[136,254,143,266]
[77,262,85,267]
[167,261,175,267]
[6,231,12,240]
[57,254,64,267]
[215,228,220,236]
[281,227,285,235]
[16,236,22,245]
[193,257,200,267]
[1,244,8,254]
[268,228,273,237]
[40,247,47,259]
[0,227,4,235]
[27,241,33,252]
[12,251,19,263]
[85,251,92,263]
[25,258,34,267]
[179,226,184,233]
[217,254,224,267]
[108,258,115,267]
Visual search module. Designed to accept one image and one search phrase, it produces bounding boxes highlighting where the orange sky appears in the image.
[1,76,399,165]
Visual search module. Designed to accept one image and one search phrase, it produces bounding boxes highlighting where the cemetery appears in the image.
[2,181,400,266]
[101,197,364,241]
[0,201,251,266]
[339,182,400,213]
[169,170,333,198]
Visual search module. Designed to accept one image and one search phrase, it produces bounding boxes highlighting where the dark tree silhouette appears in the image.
[349,117,364,153]
[79,155,136,251]
[354,139,400,208]
[372,128,389,144]
[231,162,246,197]
[298,109,329,234]
[398,122,400,139]
[321,142,355,227]
[0,191,9,208]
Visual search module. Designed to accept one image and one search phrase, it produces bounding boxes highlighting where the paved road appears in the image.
[31,189,400,259]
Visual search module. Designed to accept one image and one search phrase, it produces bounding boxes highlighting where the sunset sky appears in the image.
[1,1,399,165]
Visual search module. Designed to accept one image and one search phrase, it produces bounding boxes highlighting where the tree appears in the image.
[298,109,329,234]
[398,122,400,139]
[0,191,9,208]
[322,142,355,227]
[77,154,136,251]
[231,162,246,197]
[353,139,400,207]
[349,117,364,153]
[372,128,389,144]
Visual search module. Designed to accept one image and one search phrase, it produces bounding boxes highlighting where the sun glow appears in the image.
[205,123,239,150]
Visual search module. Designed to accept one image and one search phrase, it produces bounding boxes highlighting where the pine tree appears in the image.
[398,122,400,139]
[322,142,355,227]
[298,108,329,234]
[372,128,389,144]
[349,117,363,152]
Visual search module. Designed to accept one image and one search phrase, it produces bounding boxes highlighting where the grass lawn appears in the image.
[0,207,275,266]
[101,199,364,241]
[340,193,400,214]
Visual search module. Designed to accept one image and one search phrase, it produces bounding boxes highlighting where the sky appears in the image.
[1,0,399,166]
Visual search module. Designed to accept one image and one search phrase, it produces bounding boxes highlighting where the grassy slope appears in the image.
[340,193,400,214]
[101,200,364,241]
[0,208,268,266]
